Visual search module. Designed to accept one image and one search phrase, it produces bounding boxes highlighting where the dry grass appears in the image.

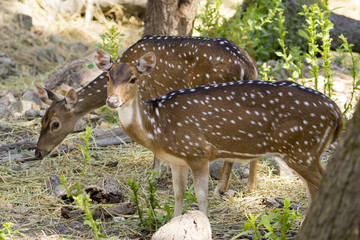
[0,129,308,239]
[0,0,142,90]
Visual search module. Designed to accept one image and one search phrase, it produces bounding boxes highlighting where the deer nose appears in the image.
[34,149,43,159]
[107,96,122,109]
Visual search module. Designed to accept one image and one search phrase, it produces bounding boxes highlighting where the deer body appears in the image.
[36,36,258,194]
[104,57,343,216]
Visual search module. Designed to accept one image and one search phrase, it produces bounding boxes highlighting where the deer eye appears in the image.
[130,77,137,84]
[52,122,60,129]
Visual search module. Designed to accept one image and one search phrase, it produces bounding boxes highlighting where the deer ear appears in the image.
[136,52,156,75]
[36,85,61,105]
[64,88,77,112]
[94,48,113,72]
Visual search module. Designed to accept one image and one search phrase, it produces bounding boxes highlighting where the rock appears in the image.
[44,51,102,90]
[11,164,23,172]
[9,101,23,115]
[0,103,11,118]
[0,54,16,78]
[34,48,64,63]
[152,211,212,240]
[66,41,89,54]
[13,14,32,30]
[209,161,243,180]
[103,175,124,203]
[263,197,282,208]
[22,88,42,106]
[84,175,124,204]
[0,92,16,106]
[20,100,33,115]
[73,118,87,132]
[332,77,346,92]
[25,109,40,119]
[49,34,61,44]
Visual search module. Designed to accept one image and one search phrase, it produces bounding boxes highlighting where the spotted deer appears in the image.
[101,52,344,216]
[35,35,258,194]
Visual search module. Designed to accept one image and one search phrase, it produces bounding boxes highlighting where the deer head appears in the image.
[35,86,78,159]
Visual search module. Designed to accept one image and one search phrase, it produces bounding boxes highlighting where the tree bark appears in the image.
[295,102,360,239]
[143,0,197,36]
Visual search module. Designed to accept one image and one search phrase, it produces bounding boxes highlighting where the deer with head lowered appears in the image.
[35,35,258,194]
[101,51,344,216]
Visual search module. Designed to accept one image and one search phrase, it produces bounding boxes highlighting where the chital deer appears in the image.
[101,52,344,216]
[35,35,258,194]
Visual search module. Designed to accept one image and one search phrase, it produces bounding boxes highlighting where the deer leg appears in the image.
[247,160,258,192]
[170,164,188,216]
[190,162,210,215]
[153,155,161,179]
[214,161,234,195]
[286,158,324,206]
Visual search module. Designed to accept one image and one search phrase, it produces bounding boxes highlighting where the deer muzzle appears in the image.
[106,95,123,109]
[34,148,49,159]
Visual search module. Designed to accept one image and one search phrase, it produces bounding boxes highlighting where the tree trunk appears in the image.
[295,102,360,239]
[143,0,197,36]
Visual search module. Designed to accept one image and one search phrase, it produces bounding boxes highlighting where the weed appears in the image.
[100,106,119,124]
[78,126,94,176]
[95,25,125,60]
[318,1,334,97]
[302,4,321,91]
[232,198,301,240]
[196,0,283,62]
[128,172,197,232]
[275,9,303,82]
[74,194,106,240]
[259,62,274,81]
[59,175,83,198]
[0,222,17,240]
[339,34,360,120]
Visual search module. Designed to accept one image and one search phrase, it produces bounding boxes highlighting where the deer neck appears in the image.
[73,76,108,116]
[117,94,161,151]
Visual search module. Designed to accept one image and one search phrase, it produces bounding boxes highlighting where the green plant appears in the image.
[59,175,83,198]
[339,34,360,120]
[318,0,334,97]
[182,184,197,215]
[196,0,283,62]
[128,172,197,232]
[95,25,124,60]
[232,199,301,240]
[128,172,173,232]
[78,126,93,175]
[0,222,23,240]
[302,4,321,91]
[259,62,274,81]
[74,194,106,240]
[275,8,304,83]
[100,106,119,124]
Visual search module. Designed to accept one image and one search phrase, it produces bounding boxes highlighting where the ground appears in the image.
[0,0,359,239]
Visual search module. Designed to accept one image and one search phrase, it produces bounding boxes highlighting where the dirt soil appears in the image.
[0,0,359,239]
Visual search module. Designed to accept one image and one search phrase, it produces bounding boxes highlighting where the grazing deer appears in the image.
[35,35,258,194]
[101,52,344,216]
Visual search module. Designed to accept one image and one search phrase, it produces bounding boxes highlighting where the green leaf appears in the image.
[243,222,253,231]
[85,62,95,69]
[275,51,284,57]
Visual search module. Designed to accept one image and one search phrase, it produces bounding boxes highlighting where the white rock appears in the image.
[152,211,212,240]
